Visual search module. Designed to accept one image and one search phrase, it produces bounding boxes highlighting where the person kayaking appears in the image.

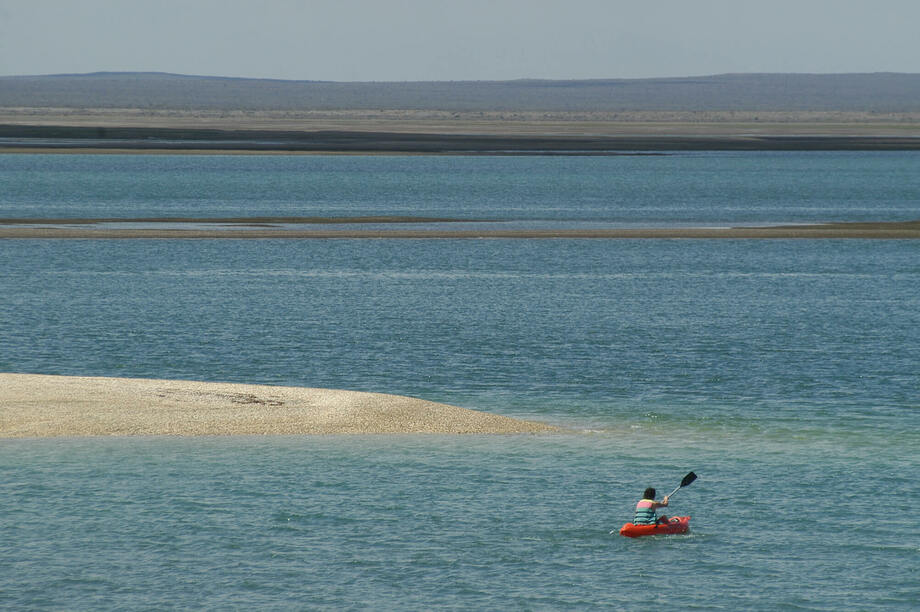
[634,487,671,525]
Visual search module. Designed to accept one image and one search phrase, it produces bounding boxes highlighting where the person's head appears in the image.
[643,487,656,500]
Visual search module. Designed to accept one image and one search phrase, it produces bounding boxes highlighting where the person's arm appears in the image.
[655,496,669,508]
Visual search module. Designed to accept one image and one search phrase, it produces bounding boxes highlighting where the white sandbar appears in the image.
[0,373,558,437]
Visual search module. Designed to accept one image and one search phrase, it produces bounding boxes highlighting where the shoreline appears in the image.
[2,120,920,153]
[2,132,919,153]
[2,107,918,153]
[1,219,919,239]
[0,373,559,437]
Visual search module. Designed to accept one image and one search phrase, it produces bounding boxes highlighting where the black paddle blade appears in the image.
[680,472,697,488]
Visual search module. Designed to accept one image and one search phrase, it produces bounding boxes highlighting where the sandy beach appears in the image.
[0,373,558,437]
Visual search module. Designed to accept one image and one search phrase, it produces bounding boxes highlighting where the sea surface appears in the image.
[1,152,918,610]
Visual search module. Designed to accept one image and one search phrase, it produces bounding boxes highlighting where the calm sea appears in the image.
[1,152,918,610]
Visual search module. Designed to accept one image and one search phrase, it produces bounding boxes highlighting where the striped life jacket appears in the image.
[634,498,658,524]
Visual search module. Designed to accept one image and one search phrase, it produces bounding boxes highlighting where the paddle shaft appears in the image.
[665,472,697,499]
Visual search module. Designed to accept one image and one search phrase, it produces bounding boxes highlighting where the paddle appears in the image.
[666,471,697,499]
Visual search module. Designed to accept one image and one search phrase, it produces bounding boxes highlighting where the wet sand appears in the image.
[1,219,918,239]
[0,373,558,437]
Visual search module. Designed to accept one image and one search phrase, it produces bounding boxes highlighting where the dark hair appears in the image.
[643,487,656,499]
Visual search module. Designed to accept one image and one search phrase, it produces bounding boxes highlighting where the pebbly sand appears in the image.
[0,373,558,437]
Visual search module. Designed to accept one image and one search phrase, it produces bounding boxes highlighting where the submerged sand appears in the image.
[0,373,558,437]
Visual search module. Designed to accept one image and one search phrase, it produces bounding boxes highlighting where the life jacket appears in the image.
[634,498,658,525]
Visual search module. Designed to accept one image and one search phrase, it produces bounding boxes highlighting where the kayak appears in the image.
[618,516,690,538]
[619,516,690,537]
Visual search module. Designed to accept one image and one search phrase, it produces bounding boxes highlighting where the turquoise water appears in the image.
[1,153,919,610]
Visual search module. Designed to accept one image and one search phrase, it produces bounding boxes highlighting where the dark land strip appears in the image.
[3,125,920,152]
[2,219,919,239]
[0,216,472,225]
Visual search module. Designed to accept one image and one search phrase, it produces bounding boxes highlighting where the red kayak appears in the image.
[618,516,691,538]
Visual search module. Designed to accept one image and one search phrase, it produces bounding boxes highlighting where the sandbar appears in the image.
[0,373,558,437]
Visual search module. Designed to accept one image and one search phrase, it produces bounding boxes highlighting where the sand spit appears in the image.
[0,374,558,437]
[1,220,919,239]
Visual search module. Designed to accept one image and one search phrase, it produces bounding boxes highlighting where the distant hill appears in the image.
[2,72,919,112]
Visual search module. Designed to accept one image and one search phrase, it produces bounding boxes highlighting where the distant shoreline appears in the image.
[2,124,920,153]
[1,219,919,239]
[3,103,919,153]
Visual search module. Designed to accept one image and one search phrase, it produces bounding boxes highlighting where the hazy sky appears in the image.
[1,0,918,81]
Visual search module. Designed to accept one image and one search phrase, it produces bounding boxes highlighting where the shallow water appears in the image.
[2,434,916,610]
[1,152,918,609]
